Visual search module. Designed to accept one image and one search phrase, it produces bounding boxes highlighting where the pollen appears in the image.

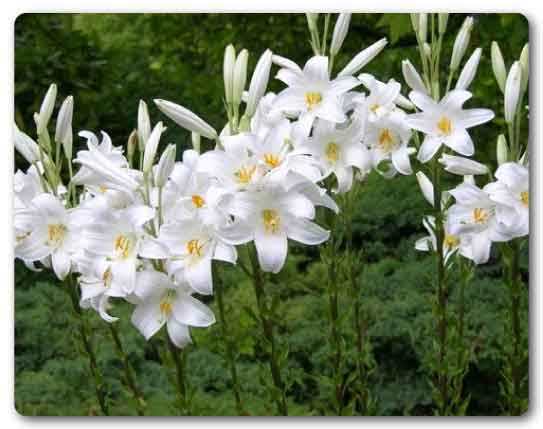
[437,116,452,136]
[192,195,205,208]
[370,103,380,113]
[264,153,281,168]
[304,92,322,111]
[378,128,396,152]
[520,191,529,207]
[262,209,280,234]
[472,208,489,224]
[187,239,204,257]
[114,234,132,259]
[47,224,67,248]
[444,234,460,249]
[325,142,339,163]
[234,165,256,184]
[99,185,108,193]
[159,300,173,316]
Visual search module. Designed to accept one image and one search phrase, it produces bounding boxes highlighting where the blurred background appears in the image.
[14,13,528,415]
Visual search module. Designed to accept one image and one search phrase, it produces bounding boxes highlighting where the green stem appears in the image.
[167,336,189,415]
[247,244,288,415]
[108,323,146,416]
[64,276,109,415]
[214,264,244,415]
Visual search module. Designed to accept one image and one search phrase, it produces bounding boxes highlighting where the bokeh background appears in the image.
[14,13,529,415]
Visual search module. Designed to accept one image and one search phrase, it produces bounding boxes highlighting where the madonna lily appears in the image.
[447,182,512,264]
[359,74,402,122]
[415,215,464,263]
[273,55,361,135]
[485,162,529,237]
[220,184,330,273]
[406,89,494,162]
[131,270,215,348]
[15,193,77,280]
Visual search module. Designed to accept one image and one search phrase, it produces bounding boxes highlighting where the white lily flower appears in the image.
[154,99,217,140]
[406,89,494,162]
[359,74,402,122]
[55,96,74,159]
[37,83,57,135]
[245,49,273,118]
[450,16,473,72]
[415,215,464,263]
[447,182,513,264]
[485,162,529,237]
[14,165,43,211]
[138,100,151,151]
[402,59,428,94]
[131,270,215,348]
[337,38,388,77]
[273,55,361,135]
[438,154,488,175]
[272,54,300,72]
[14,124,40,164]
[330,13,351,56]
[491,41,506,93]
[221,184,330,273]
[15,193,77,280]
[455,48,482,90]
[504,61,522,124]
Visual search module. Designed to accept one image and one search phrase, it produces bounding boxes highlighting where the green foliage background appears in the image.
[14,13,529,416]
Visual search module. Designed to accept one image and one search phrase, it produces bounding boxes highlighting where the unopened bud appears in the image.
[450,16,473,71]
[223,44,236,105]
[191,132,201,153]
[504,61,522,124]
[138,100,151,152]
[55,96,74,160]
[438,13,448,34]
[497,134,508,165]
[37,83,57,135]
[233,49,248,107]
[155,144,176,187]
[519,43,529,95]
[491,41,506,93]
[127,129,137,166]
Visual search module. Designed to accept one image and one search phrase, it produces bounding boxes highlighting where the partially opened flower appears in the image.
[415,215,465,263]
[406,90,494,163]
[273,55,361,135]
[131,269,215,348]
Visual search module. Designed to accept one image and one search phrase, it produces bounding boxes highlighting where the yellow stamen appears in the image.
[370,103,380,113]
[437,116,452,136]
[16,231,31,242]
[102,267,112,288]
[378,128,396,152]
[47,224,67,247]
[99,185,108,193]
[234,165,256,184]
[114,234,132,259]
[472,208,489,224]
[187,239,204,257]
[325,142,339,163]
[304,92,322,111]
[192,195,205,208]
[160,300,173,316]
[262,209,280,234]
[444,234,460,249]
[520,191,529,207]
[264,153,281,168]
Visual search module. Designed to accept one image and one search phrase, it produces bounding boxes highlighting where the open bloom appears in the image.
[447,182,512,264]
[273,55,360,135]
[406,90,494,163]
[15,193,77,280]
[131,270,215,348]
[415,215,465,263]
[485,162,529,237]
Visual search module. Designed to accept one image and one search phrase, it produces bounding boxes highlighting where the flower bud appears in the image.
[306,13,319,33]
[338,38,388,77]
[143,121,165,173]
[402,59,427,94]
[416,171,434,206]
[438,154,488,175]
[423,43,431,59]
[55,96,74,160]
[245,49,273,118]
[223,44,236,105]
[504,61,522,124]
[233,49,248,107]
[410,14,419,33]
[14,124,40,164]
[155,144,176,187]
[491,41,506,93]
[438,13,448,34]
[330,13,351,56]
[455,48,482,90]
[37,83,57,135]
[519,43,529,95]
[127,129,137,166]
[496,134,509,165]
[138,100,151,151]
[418,14,428,43]
[191,132,201,153]
[154,99,217,140]
[450,16,473,71]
